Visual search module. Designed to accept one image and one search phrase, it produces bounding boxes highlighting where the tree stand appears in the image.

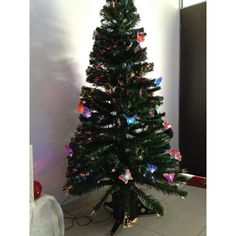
[104,190,156,235]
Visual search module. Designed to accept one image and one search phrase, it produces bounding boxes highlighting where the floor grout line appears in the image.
[163,202,206,218]
[136,223,166,236]
[197,225,206,236]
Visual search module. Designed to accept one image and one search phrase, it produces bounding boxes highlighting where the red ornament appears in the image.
[95,63,102,69]
[137,31,145,43]
[72,168,79,173]
[163,121,171,129]
[77,101,84,113]
[34,180,42,199]
[169,149,182,161]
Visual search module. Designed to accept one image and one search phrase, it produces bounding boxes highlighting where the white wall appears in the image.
[135,0,180,149]
[30,0,180,202]
[182,0,206,8]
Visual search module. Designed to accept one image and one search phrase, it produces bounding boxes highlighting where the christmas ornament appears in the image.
[112,0,117,8]
[175,152,182,161]
[163,173,175,183]
[77,100,92,118]
[64,145,73,156]
[106,44,117,50]
[80,172,90,176]
[153,77,163,86]
[137,31,145,43]
[77,101,84,113]
[147,163,158,173]
[130,218,138,224]
[169,149,176,157]
[82,106,91,118]
[92,30,97,40]
[163,121,173,138]
[86,67,92,73]
[138,155,143,160]
[96,63,102,69]
[34,180,42,199]
[139,89,143,97]
[63,185,72,195]
[119,169,133,184]
[169,149,182,161]
[123,114,137,125]
[74,175,86,182]
[117,118,121,125]
[105,83,113,93]
[163,121,171,129]
[148,111,154,117]
[71,168,79,173]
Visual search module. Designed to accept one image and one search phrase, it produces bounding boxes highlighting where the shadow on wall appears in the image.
[30,0,82,202]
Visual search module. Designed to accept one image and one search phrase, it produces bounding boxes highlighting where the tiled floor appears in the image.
[64,185,206,236]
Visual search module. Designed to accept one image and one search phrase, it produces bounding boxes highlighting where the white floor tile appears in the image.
[65,221,165,236]
[116,225,164,236]
[198,227,206,236]
[137,203,206,236]
[163,185,206,216]
[63,185,206,236]
[64,221,112,236]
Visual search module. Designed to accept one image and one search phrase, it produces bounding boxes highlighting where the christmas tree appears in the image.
[63,0,187,228]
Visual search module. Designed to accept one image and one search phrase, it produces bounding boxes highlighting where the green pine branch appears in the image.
[131,184,164,216]
[93,185,118,213]
[137,179,188,198]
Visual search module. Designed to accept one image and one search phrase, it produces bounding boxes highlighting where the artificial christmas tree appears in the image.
[63,0,187,234]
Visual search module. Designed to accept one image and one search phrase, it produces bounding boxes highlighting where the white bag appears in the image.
[30,194,65,236]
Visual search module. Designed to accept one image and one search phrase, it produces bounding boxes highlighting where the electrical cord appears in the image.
[60,195,113,230]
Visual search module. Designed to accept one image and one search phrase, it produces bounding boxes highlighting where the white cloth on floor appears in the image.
[30,194,64,236]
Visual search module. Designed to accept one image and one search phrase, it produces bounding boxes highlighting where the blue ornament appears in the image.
[147,163,158,173]
[74,175,86,182]
[76,163,81,168]
[153,77,163,87]
[74,176,82,182]
[123,114,137,125]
